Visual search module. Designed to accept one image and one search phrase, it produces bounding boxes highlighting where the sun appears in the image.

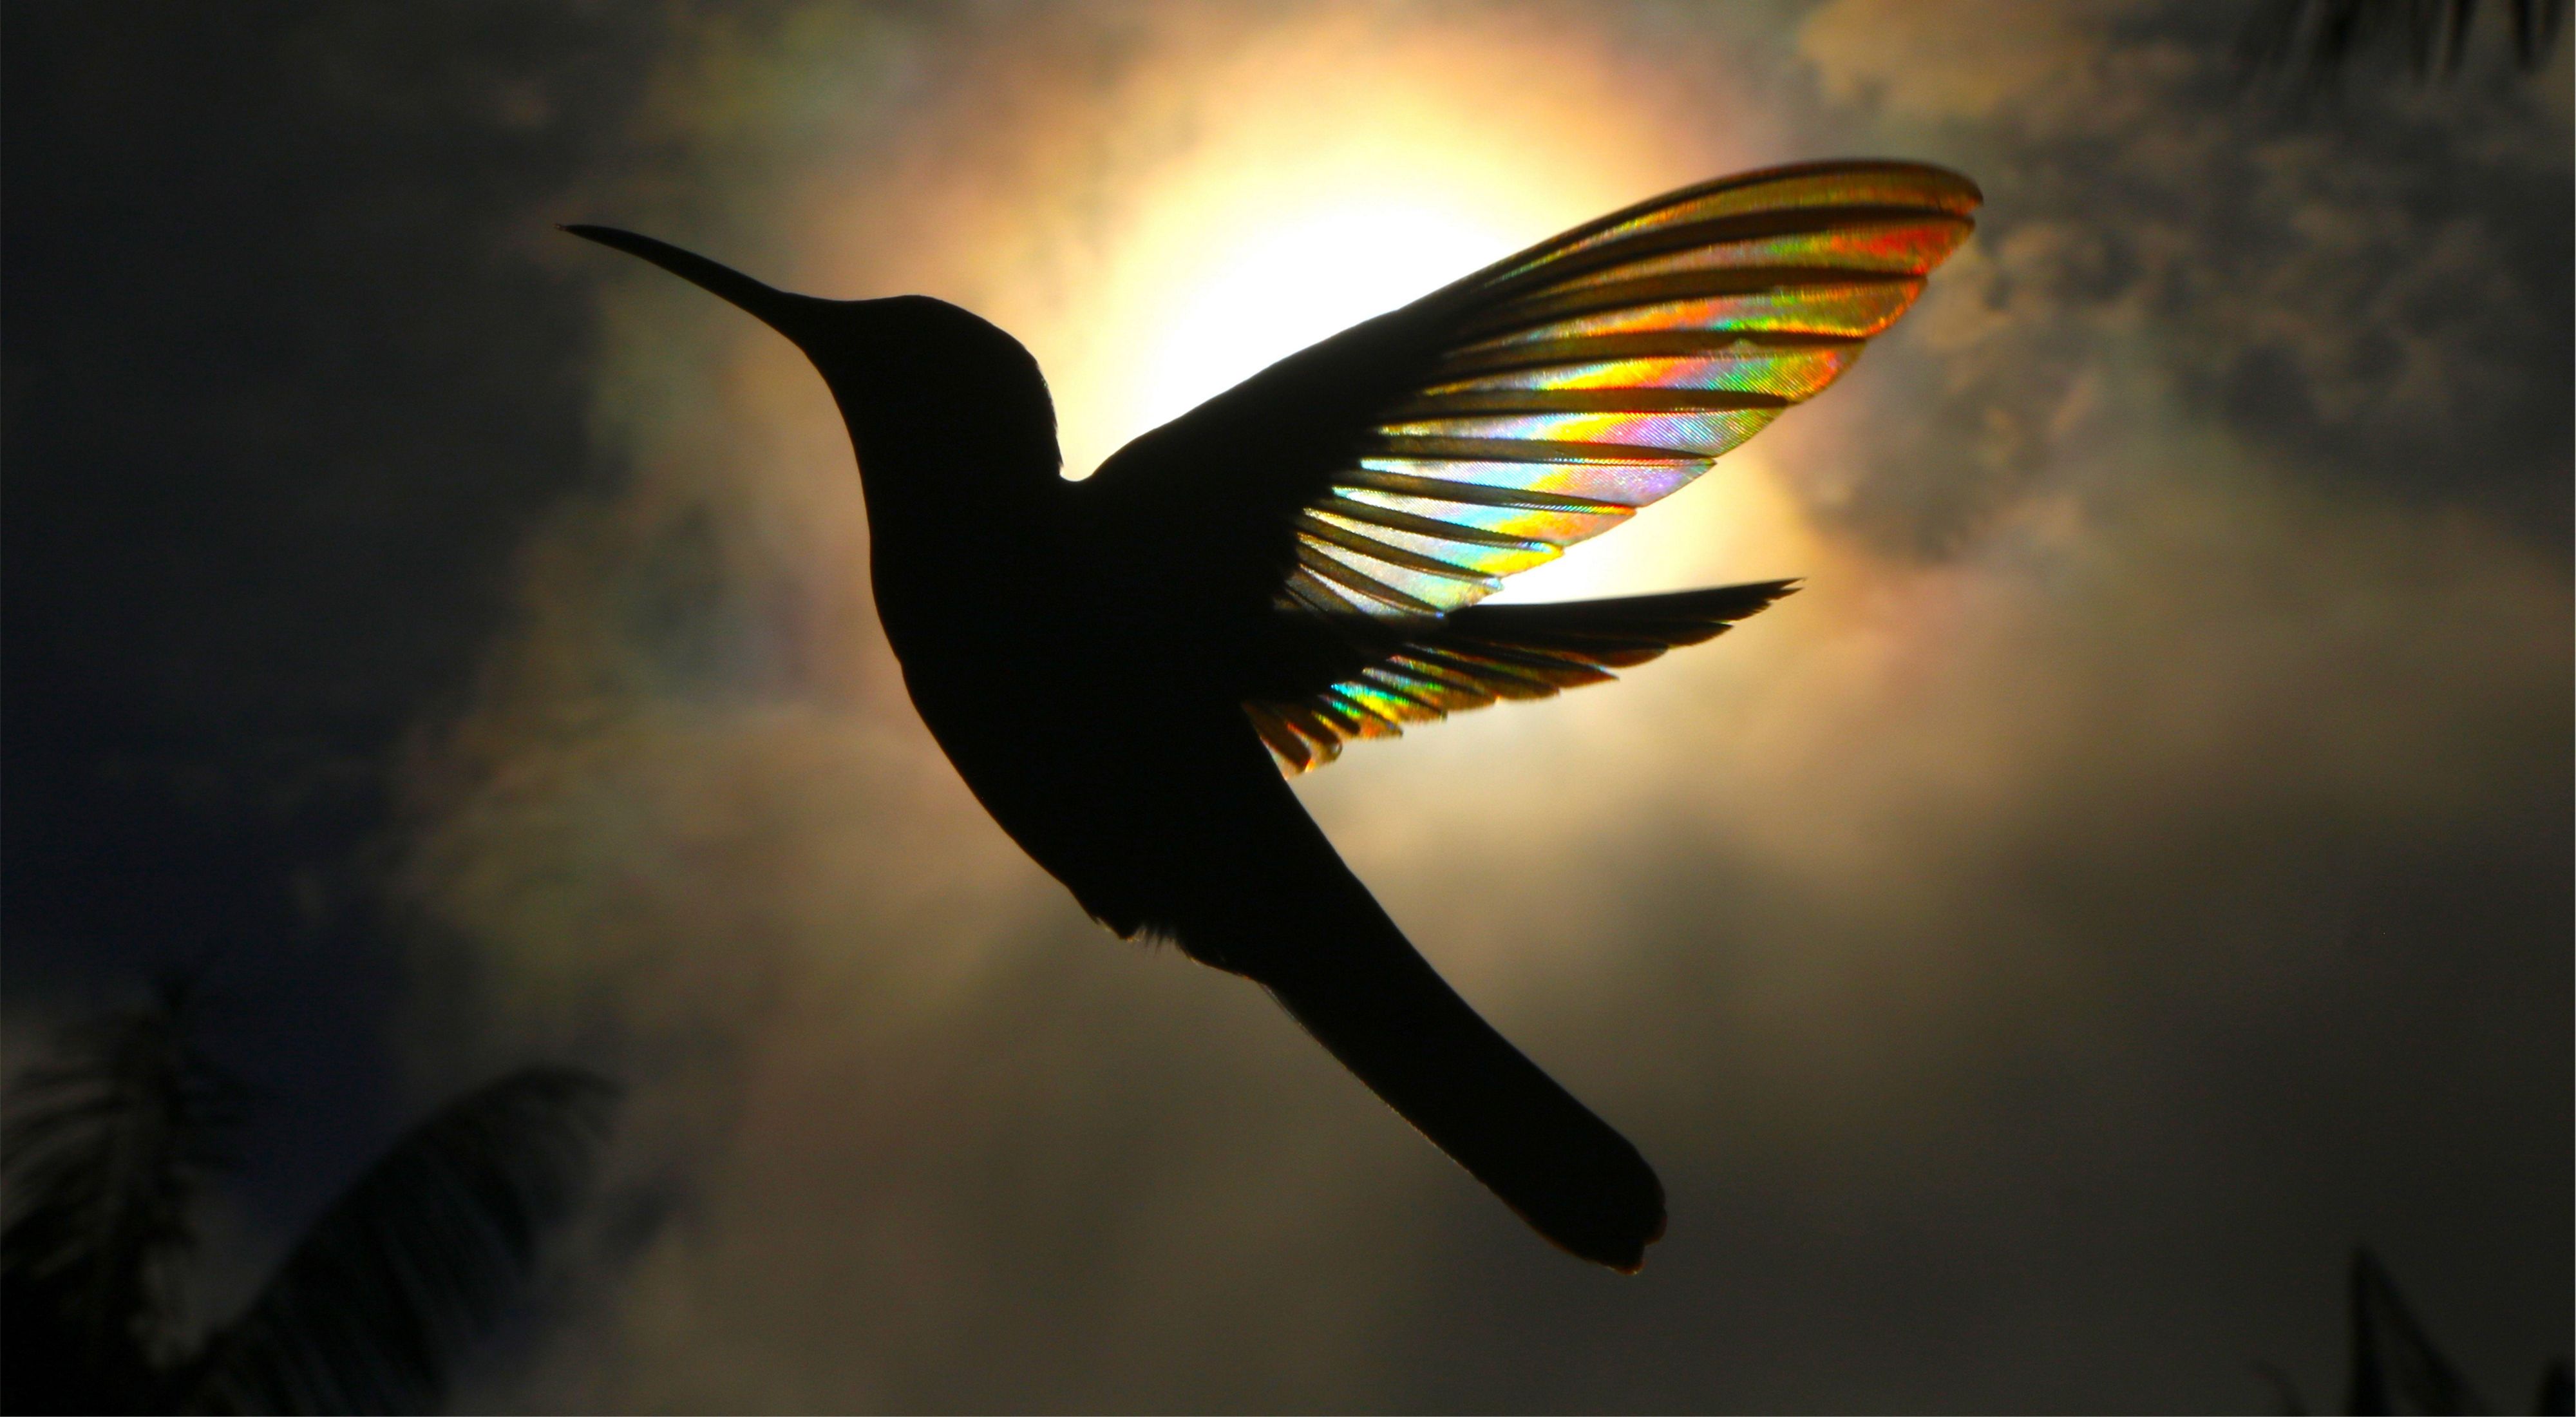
[1036,160,1815,602]
[1125,196,1514,442]
[1049,171,1539,482]
[884,8,1801,602]
[1041,168,1814,602]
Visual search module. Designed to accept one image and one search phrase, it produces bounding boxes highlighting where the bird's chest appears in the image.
[868,493,1200,683]
[869,518,1159,759]
[870,516,1244,880]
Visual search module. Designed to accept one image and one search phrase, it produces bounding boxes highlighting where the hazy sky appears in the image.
[6,2,2568,1411]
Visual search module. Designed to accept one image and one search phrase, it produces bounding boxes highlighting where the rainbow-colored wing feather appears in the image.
[1276,160,1979,623]
[1239,162,1978,769]
[1247,581,1799,772]
[1084,160,1977,772]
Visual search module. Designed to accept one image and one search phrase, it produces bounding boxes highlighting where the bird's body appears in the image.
[569,160,1981,1270]
[808,297,1334,941]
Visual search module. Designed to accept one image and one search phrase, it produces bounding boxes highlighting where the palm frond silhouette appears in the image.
[2,983,242,1413]
[2256,1248,2573,1416]
[2244,0,2568,81]
[1,985,616,1415]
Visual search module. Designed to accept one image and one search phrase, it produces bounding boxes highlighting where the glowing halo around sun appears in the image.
[1123,195,1513,445]
[939,14,1692,487]
[787,9,1812,605]
[1041,159,1824,604]
[1049,162,1573,483]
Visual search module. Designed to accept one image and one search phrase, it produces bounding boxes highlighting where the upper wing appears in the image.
[1085,160,1981,621]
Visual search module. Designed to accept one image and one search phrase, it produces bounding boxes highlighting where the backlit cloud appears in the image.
[367,4,2568,1408]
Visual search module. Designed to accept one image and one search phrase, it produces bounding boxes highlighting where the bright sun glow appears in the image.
[1053,175,1812,602]
[1046,167,1549,481]
[1129,198,1512,437]
[853,10,1799,606]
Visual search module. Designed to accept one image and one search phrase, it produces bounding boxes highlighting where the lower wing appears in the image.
[1245,580,1797,772]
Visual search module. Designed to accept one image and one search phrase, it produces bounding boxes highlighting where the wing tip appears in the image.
[1750,156,1984,212]
[1592,157,1987,240]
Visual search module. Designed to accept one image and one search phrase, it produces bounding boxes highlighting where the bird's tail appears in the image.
[1160,767,1665,1271]
[1257,933,1667,1271]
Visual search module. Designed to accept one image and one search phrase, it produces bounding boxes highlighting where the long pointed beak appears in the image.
[561,224,817,342]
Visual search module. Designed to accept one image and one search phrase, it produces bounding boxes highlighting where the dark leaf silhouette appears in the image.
[1,982,241,1413]
[2533,1362,2573,1417]
[2257,1248,2568,1416]
[1,989,616,1415]
[184,1068,620,1415]
[2244,0,2568,81]
[2346,1248,2489,1414]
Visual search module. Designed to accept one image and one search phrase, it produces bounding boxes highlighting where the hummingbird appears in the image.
[567,160,1979,1271]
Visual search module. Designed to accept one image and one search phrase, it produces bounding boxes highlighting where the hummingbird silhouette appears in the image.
[568,160,1979,1271]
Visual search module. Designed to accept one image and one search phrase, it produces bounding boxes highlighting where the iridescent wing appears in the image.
[1245,581,1797,772]
[1270,162,1975,620]
[1084,160,1978,759]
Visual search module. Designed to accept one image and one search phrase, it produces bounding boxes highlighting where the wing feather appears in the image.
[1249,582,1799,772]
[1081,160,1973,765]
[1251,164,1972,619]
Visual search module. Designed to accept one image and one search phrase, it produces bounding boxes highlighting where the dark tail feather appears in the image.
[1258,940,1666,1271]
[1157,726,1666,1270]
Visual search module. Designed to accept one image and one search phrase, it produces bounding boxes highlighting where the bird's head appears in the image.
[562,225,1060,494]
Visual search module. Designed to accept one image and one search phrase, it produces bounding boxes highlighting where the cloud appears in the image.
[1798,0,2572,551]
[376,3,2569,1408]
[1799,0,2145,122]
